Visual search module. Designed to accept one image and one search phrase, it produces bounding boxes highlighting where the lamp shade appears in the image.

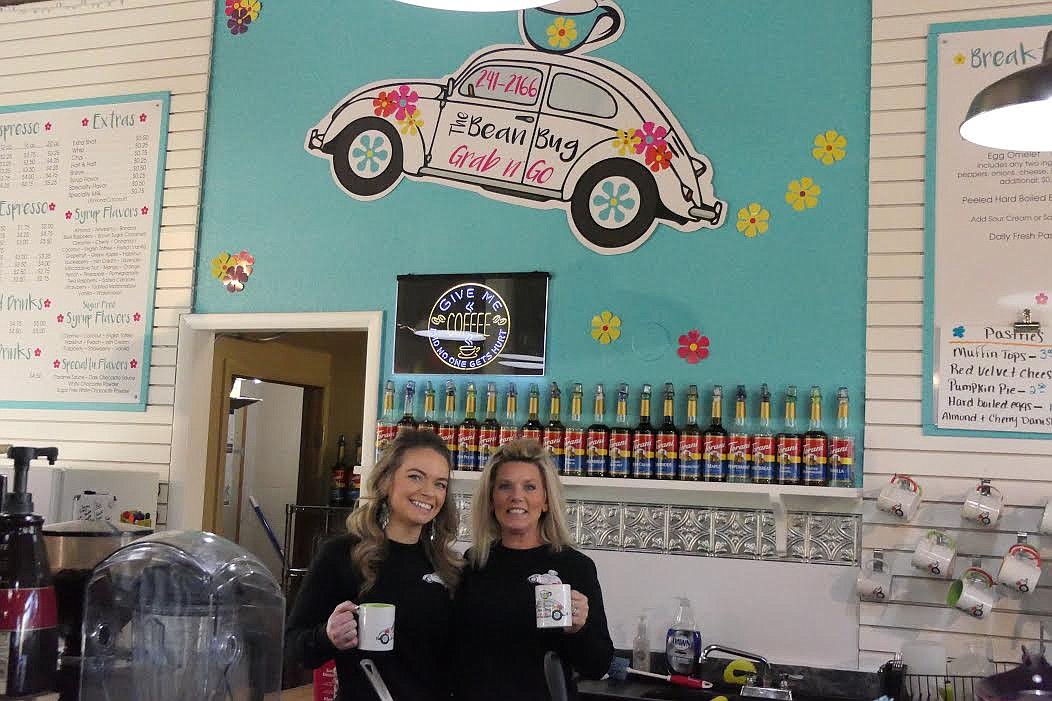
[959,30,1052,151]
[393,0,552,10]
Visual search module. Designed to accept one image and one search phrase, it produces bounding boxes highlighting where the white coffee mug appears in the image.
[856,558,892,601]
[1039,501,1052,536]
[947,567,995,619]
[357,603,396,651]
[535,583,573,629]
[876,475,922,522]
[998,544,1042,594]
[961,481,1003,527]
[911,531,957,579]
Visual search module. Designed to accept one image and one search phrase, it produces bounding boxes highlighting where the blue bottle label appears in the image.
[665,628,700,675]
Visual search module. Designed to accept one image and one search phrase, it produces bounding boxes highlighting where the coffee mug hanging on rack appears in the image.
[856,552,892,602]
[997,543,1041,594]
[911,530,957,579]
[961,479,1003,527]
[947,566,995,618]
[876,474,922,522]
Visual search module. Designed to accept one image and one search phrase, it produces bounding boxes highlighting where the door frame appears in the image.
[169,312,383,530]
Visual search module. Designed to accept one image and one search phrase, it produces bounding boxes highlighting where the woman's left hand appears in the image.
[566,590,589,634]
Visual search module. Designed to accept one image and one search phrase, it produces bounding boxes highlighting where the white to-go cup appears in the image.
[357,603,396,651]
[876,475,923,522]
[961,481,1003,527]
[998,544,1042,594]
[856,557,892,601]
[535,583,573,629]
[1039,501,1052,536]
[911,531,957,579]
[947,567,995,619]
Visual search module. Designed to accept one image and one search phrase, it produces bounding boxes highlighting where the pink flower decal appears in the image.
[43,299,51,308]
[33,348,41,357]
[44,122,52,131]
[81,118,89,127]
[65,211,72,219]
[133,312,141,321]
[139,113,147,123]
[56,314,64,323]
[141,206,149,215]
[48,202,55,211]
[130,359,138,369]
[1037,292,1048,305]
[633,122,667,155]
[53,360,60,369]
[373,91,397,118]
[391,85,419,121]
[677,330,710,364]
[223,264,250,292]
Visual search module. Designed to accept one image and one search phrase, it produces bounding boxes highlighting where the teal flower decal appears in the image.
[352,135,388,174]
[592,181,636,223]
[953,325,966,338]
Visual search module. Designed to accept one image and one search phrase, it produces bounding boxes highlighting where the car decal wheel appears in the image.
[350,130,392,179]
[589,176,640,229]
[330,117,404,198]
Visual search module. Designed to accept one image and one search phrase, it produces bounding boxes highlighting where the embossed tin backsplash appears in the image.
[453,494,861,565]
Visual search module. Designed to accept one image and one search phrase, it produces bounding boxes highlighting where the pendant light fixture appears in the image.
[393,0,552,11]
[959,30,1052,151]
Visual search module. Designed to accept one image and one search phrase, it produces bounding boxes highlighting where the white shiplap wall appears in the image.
[863,0,1052,669]
[0,0,211,479]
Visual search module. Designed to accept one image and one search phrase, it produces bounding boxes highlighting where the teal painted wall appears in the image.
[198,0,871,459]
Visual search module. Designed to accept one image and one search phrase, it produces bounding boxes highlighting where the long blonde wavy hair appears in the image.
[470,437,573,568]
[347,429,461,596]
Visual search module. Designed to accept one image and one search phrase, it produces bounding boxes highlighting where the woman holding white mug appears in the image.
[285,430,462,701]
[453,438,614,701]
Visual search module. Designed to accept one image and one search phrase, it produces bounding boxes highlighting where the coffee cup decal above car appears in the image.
[304,0,726,256]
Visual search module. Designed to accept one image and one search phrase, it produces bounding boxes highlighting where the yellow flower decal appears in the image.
[785,177,821,211]
[211,252,232,279]
[612,128,641,156]
[954,53,966,65]
[547,17,578,49]
[590,310,621,345]
[399,111,425,135]
[812,130,847,165]
[736,203,770,238]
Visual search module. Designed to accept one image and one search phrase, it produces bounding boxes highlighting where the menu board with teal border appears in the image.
[0,93,169,411]
[924,17,1052,438]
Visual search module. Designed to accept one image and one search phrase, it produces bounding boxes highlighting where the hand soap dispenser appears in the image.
[665,597,701,676]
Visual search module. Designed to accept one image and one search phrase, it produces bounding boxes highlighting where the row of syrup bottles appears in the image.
[375,380,856,487]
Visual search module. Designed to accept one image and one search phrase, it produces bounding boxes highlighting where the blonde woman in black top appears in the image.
[286,430,461,701]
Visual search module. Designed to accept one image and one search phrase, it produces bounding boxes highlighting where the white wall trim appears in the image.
[169,311,383,529]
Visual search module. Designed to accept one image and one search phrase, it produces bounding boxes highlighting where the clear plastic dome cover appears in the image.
[80,530,284,700]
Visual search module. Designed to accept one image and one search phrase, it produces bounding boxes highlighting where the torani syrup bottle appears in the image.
[751,384,775,485]
[776,385,802,485]
[397,380,418,435]
[655,383,679,480]
[702,385,727,482]
[329,433,349,507]
[802,385,829,487]
[521,383,544,443]
[829,387,855,488]
[457,383,480,471]
[498,383,520,446]
[438,380,458,464]
[678,385,702,480]
[562,383,585,477]
[585,384,609,477]
[478,382,501,466]
[727,385,751,483]
[543,382,566,464]
[631,384,656,479]
[608,383,632,478]
[419,381,440,433]
[375,380,397,463]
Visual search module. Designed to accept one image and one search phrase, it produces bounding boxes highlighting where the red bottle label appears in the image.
[829,436,855,483]
[727,433,750,480]
[438,425,457,453]
[585,430,608,475]
[655,433,678,477]
[608,430,631,477]
[702,434,727,462]
[478,426,500,461]
[632,432,655,477]
[498,426,520,445]
[544,428,565,457]
[802,436,827,483]
[375,423,397,459]
[751,435,775,480]
[0,587,57,631]
[563,428,585,474]
[521,428,542,442]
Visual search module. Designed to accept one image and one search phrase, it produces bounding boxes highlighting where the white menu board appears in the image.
[926,18,1052,435]
[936,324,1052,433]
[0,93,168,410]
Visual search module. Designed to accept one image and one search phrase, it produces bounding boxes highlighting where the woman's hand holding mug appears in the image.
[326,601,359,650]
[567,590,589,634]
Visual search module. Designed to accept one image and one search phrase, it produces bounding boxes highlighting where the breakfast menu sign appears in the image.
[0,94,168,410]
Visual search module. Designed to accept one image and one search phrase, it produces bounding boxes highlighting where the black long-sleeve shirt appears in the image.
[285,534,454,701]
[452,543,614,701]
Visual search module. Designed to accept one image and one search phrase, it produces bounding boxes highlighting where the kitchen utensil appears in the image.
[248,495,285,566]
[911,530,957,578]
[544,651,569,701]
[359,659,395,701]
[626,667,712,689]
[947,567,995,619]
[877,474,922,521]
[900,640,946,675]
[536,583,573,628]
[357,603,396,651]
[998,543,1042,593]
[520,1,623,55]
[961,479,1003,526]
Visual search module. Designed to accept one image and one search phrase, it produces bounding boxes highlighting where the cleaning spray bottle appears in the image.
[0,446,59,698]
[665,596,701,676]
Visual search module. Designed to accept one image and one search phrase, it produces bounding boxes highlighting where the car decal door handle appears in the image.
[516,115,535,123]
